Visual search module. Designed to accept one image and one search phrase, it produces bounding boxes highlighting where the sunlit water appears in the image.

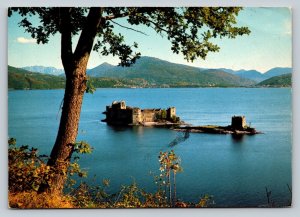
[8,88,292,207]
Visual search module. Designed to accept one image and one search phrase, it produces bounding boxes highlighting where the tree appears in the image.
[8,7,250,195]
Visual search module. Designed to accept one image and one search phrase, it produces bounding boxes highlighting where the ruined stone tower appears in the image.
[231,116,246,129]
[167,107,176,119]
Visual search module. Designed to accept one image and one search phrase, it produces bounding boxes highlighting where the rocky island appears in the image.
[102,101,183,126]
[102,101,261,135]
[173,116,261,135]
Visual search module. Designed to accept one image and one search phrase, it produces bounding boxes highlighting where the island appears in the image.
[102,101,183,126]
[102,101,261,135]
[173,116,261,135]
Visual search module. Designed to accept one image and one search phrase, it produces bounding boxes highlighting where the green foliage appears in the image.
[85,77,96,94]
[196,194,215,208]
[171,115,180,123]
[65,141,93,188]
[161,109,167,119]
[69,179,169,208]
[8,138,50,192]
[73,141,93,154]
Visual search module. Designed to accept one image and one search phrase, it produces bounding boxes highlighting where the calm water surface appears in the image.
[8,88,292,207]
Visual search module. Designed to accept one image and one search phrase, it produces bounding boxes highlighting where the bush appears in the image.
[9,191,74,208]
[161,109,167,119]
[170,115,180,123]
[8,138,50,192]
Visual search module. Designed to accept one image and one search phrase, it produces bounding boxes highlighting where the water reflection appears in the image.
[169,130,190,147]
[231,134,245,143]
[107,125,131,132]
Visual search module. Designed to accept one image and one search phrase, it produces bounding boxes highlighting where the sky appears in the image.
[7,7,292,73]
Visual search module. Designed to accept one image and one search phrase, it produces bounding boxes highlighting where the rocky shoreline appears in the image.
[173,125,262,135]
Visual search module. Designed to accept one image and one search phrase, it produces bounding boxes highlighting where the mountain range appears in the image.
[9,56,291,89]
[234,68,290,82]
[86,56,255,87]
[86,57,291,83]
[22,66,65,76]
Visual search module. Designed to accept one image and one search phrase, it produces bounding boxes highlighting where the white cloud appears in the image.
[17,37,37,44]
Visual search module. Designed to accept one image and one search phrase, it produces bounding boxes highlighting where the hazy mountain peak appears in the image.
[264,67,292,77]
[22,66,64,76]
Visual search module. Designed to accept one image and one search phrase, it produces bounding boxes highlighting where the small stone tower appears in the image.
[167,107,176,119]
[132,108,142,125]
[231,116,247,129]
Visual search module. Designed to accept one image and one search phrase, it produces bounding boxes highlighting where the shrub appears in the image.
[161,109,167,119]
[9,191,74,208]
[171,115,180,123]
[8,138,50,192]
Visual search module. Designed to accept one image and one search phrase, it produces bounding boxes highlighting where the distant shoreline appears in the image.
[8,86,292,91]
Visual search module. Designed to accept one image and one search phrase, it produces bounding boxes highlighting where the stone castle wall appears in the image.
[104,101,176,125]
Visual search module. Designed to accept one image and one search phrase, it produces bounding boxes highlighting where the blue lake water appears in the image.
[8,88,292,207]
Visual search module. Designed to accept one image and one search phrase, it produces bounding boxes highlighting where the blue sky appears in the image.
[8,7,292,73]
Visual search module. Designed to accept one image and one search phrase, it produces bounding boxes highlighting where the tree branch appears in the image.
[105,10,168,36]
[74,8,104,68]
[139,15,169,34]
[59,7,74,77]
[109,20,148,36]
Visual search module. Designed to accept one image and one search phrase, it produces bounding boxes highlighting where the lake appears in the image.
[8,88,292,207]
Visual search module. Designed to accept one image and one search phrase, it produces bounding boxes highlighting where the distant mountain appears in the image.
[234,69,265,82]
[216,67,292,82]
[86,56,255,87]
[22,66,65,76]
[264,67,292,78]
[214,68,237,74]
[87,62,115,77]
[256,73,292,87]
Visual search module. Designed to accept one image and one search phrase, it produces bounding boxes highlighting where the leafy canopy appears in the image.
[9,7,250,66]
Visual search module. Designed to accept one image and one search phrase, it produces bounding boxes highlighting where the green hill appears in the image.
[256,73,292,87]
[88,56,256,87]
[89,77,149,88]
[8,66,65,89]
[8,65,149,89]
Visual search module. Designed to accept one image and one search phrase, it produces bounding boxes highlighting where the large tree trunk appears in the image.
[46,67,87,194]
[38,7,103,195]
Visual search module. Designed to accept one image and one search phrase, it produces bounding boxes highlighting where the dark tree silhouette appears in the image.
[9,7,250,195]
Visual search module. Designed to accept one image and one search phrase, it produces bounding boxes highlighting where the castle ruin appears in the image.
[102,101,178,126]
[231,116,247,129]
